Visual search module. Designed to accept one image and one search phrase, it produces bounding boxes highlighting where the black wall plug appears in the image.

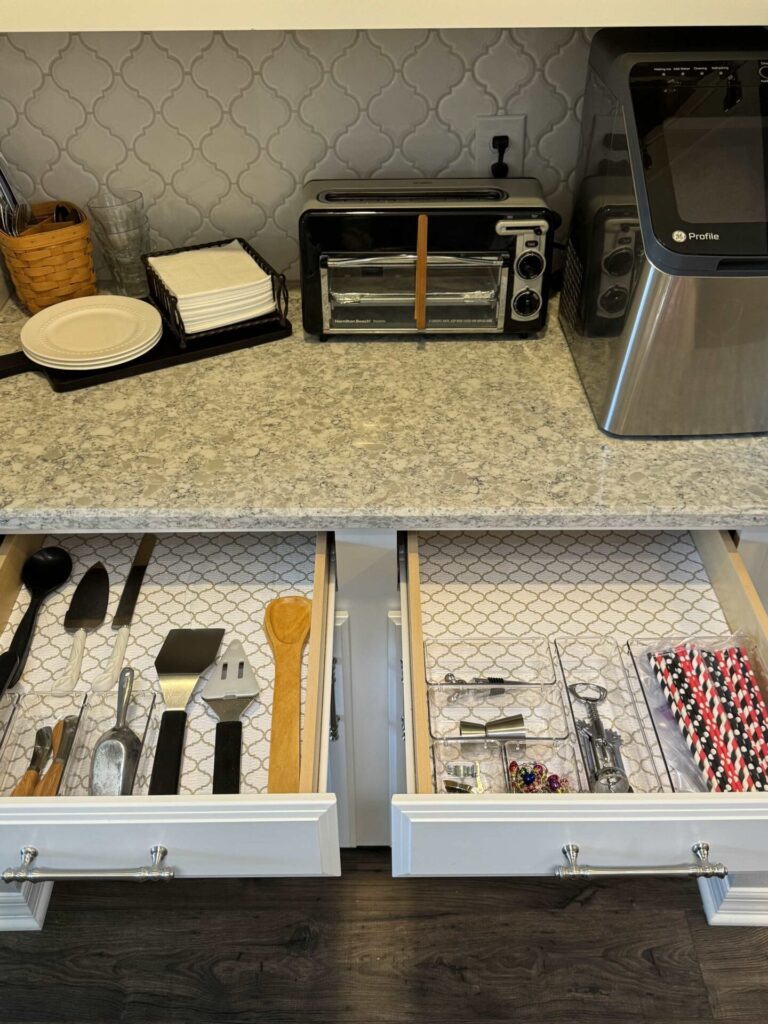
[491,134,509,179]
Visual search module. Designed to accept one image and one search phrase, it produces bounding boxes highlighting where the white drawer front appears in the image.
[392,794,768,876]
[0,795,339,878]
[0,532,340,880]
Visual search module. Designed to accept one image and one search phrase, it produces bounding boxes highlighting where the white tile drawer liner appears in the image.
[415,531,730,794]
[0,533,316,797]
[416,531,728,640]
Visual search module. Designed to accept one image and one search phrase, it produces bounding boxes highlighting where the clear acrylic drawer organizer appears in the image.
[0,690,156,797]
[556,637,668,794]
[425,638,582,794]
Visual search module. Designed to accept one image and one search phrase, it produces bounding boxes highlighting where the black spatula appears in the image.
[148,628,225,795]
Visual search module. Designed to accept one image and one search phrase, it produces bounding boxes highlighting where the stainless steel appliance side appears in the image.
[563,261,768,437]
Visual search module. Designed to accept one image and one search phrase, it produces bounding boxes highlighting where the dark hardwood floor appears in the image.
[0,849,766,1024]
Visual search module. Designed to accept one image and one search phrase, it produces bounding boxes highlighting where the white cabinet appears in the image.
[394,529,768,922]
[0,0,762,31]
[0,531,339,929]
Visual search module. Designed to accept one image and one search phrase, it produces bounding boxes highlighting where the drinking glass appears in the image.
[93,213,150,298]
[88,188,144,233]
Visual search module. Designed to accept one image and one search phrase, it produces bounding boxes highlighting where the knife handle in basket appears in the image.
[34,760,64,797]
[148,710,187,795]
[212,720,242,795]
[12,769,40,797]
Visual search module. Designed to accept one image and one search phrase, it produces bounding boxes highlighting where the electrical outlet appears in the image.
[474,115,526,177]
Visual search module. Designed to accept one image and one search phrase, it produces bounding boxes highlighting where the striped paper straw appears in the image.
[733,647,768,721]
[666,649,732,790]
[674,646,743,791]
[650,652,721,791]
[716,647,768,773]
[730,646,768,770]
[683,644,749,791]
[701,648,765,790]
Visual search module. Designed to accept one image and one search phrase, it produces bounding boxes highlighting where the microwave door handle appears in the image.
[415,213,428,330]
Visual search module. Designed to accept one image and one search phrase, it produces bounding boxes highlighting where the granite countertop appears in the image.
[0,294,766,533]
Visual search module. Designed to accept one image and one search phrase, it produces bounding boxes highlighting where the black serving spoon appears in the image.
[0,546,72,696]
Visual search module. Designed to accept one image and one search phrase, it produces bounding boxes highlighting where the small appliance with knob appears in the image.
[299,178,559,338]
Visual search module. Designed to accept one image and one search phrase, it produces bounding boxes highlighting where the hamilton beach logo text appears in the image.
[672,229,720,242]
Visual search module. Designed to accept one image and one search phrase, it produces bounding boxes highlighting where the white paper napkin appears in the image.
[148,241,271,299]
[148,240,276,330]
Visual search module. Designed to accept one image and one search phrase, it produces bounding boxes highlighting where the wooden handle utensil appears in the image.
[12,769,40,797]
[265,596,312,793]
[415,213,428,330]
[34,715,78,796]
[11,725,52,797]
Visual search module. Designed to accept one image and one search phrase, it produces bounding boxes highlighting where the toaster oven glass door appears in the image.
[320,254,509,332]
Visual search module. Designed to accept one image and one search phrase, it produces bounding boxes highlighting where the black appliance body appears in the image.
[299,179,558,339]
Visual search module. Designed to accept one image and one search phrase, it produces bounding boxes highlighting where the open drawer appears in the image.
[0,532,339,894]
[393,530,768,884]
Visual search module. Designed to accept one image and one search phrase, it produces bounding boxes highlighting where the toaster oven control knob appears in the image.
[602,246,634,277]
[513,289,542,318]
[515,251,545,280]
[599,285,629,314]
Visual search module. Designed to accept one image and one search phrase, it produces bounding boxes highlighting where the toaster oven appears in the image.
[298,179,558,338]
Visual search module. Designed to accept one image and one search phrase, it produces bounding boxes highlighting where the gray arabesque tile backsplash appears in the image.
[0,30,590,281]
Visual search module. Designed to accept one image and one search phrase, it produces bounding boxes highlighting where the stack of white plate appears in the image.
[147,240,276,334]
[21,296,162,371]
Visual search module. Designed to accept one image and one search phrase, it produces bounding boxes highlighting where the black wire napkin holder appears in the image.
[143,237,290,349]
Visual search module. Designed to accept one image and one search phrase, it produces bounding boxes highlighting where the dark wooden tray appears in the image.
[0,313,292,393]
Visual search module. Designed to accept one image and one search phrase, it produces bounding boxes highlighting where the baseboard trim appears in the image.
[0,880,52,931]
[699,875,768,926]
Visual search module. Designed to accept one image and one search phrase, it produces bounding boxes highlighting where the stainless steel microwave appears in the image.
[298,178,559,338]
[560,27,768,437]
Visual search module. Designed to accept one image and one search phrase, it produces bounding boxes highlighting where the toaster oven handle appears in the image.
[415,213,428,330]
[324,255,506,268]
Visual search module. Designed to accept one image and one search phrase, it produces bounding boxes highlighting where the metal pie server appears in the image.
[203,640,259,794]
[11,726,53,796]
[53,562,110,693]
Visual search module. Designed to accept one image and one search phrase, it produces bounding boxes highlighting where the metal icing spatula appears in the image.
[148,628,225,796]
[203,640,259,794]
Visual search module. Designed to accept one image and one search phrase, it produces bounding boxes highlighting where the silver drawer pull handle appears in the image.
[556,842,727,880]
[2,845,174,884]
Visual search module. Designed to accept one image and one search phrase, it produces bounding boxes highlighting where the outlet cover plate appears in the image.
[474,115,526,177]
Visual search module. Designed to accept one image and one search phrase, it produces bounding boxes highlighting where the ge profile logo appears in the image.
[672,230,687,242]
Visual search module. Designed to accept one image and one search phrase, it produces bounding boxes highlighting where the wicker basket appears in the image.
[0,201,97,313]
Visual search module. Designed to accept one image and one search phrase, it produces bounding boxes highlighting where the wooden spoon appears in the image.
[265,596,312,793]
